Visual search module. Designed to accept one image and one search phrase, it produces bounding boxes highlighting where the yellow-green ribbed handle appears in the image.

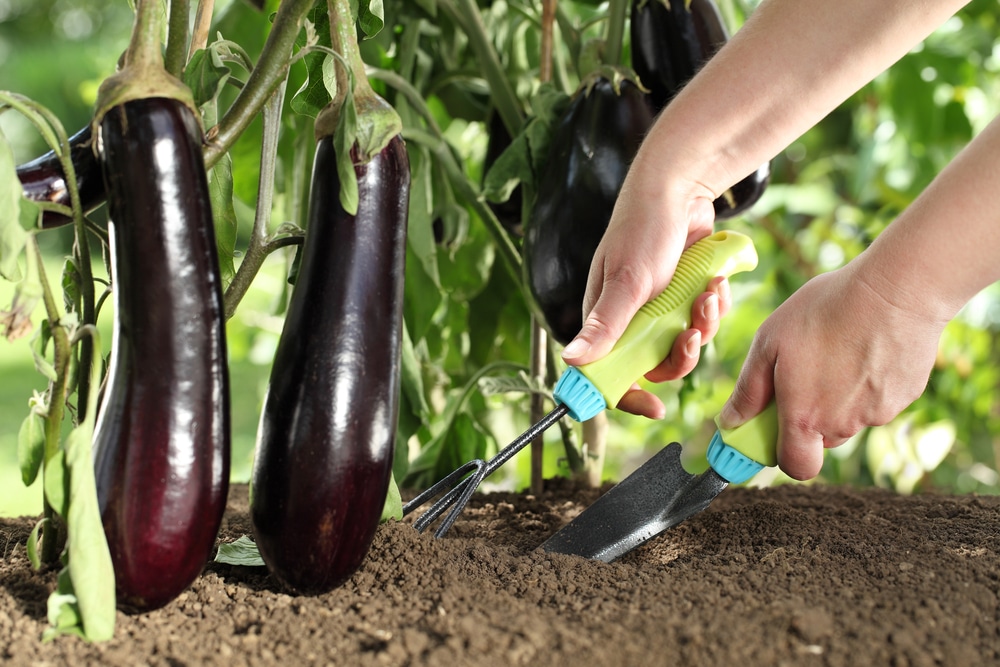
[577,231,759,410]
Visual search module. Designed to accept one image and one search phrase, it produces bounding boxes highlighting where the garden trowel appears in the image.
[405,230,762,537]
[540,403,778,562]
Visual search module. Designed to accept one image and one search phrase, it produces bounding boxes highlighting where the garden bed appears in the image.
[2,480,999,665]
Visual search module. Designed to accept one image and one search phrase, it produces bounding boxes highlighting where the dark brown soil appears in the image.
[2,480,1000,666]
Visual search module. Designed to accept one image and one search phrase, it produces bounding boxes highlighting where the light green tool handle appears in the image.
[706,401,779,482]
[577,231,759,410]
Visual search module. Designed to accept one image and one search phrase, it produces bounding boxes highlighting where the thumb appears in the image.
[561,268,654,367]
[719,338,775,430]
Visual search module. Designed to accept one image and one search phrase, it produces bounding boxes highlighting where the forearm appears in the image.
[857,114,1000,321]
[631,0,970,196]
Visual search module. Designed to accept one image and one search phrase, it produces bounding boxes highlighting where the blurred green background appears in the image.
[2,0,1000,518]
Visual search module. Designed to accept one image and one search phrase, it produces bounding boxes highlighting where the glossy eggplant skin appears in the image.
[523,78,655,345]
[630,0,728,110]
[16,124,106,229]
[631,0,769,218]
[93,98,230,613]
[714,161,771,220]
[250,135,409,595]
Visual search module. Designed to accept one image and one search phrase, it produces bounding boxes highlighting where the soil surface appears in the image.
[2,480,1000,666]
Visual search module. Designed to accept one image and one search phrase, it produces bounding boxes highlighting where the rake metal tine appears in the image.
[408,403,573,537]
[433,464,490,537]
[402,458,483,518]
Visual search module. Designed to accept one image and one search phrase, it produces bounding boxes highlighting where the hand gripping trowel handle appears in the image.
[553,230,760,423]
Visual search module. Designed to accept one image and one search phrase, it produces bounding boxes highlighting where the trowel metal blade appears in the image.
[540,443,728,562]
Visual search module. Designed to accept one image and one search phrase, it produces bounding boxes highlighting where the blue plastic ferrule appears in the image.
[553,367,607,422]
[706,430,765,484]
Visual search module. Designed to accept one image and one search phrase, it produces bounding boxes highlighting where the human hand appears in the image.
[719,262,947,480]
[560,172,725,419]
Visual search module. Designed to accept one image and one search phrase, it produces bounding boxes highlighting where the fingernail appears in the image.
[562,338,591,360]
[718,278,731,304]
[719,401,742,430]
[685,330,701,357]
[702,293,719,321]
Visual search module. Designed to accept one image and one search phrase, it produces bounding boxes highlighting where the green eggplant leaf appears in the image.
[26,517,47,570]
[358,0,385,39]
[17,408,45,486]
[291,51,335,117]
[208,152,239,289]
[0,127,27,282]
[42,569,85,643]
[43,448,68,519]
[290,8,334,117]
[2,258,42,341]
[63,420,116,642]
[29,320,57,382]
[333,85,360,215]
[184,46,232,108]
[215,535,266,567]
[381,472,403,522]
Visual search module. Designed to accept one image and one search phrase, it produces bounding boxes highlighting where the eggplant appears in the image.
[16,124,106,229]
[93,97,230,613]
[523,78,655,345]
[630,0,727,110]
[250,134,409,595]
[630,0,769,218]
[714,161,771,220]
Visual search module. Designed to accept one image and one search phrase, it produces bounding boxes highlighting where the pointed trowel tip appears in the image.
[539,443,728,562]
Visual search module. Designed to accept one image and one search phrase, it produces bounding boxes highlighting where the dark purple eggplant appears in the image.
[714,161,771,219]
[523,77,655,345]
[16,124,106,229]
[630,0,769,217]
[630,0,727,110]
[250,134,409,595]
[92,97,230,613]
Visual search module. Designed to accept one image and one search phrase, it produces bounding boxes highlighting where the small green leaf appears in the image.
[0,127,27,281]
[381,472,403,522]
[42,569,85,643]
[184,46,232,108]
[17,409,45,486]
[43,449,68,518]
[334,86,360,215]
[26,517,47,570]
[215,535,266,567]
[358,0,385,39]
[64,419,116,641]
[208,153,239,289]
[29,320,57,382]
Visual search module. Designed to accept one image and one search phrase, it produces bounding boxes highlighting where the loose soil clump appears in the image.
[2,481,999,665]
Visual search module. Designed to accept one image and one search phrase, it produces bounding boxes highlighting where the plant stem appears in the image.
[188,0,216,58]
[32,239,70,565]
[439,0,522,137]
[604,0,629,67]
[165,0,191,77]
[204,0,314,169]
[223,78,287,319]
[125,0,167,71]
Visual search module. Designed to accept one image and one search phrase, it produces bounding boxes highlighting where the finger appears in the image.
[707,276,732,318]
[562,263,656,366]
[645,329,701,383]
[614,385,666,419]
[775,424,826,481]
[718,333,776,430]
[690,292,721,345]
